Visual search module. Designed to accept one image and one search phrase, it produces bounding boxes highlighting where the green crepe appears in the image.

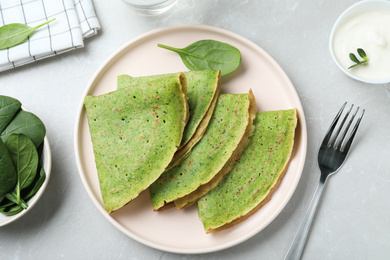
[149,91,257,211]
[84,73,188,213]
[198,109,298,233]
[118,70,221,169]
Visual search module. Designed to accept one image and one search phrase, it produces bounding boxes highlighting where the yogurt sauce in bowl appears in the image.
[330,0,390,84]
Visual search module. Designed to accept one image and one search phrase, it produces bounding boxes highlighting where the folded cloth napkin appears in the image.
[0,0,101,72]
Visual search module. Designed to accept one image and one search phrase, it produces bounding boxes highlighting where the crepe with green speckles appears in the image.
[118,70,221,170]
[149,91,257,211]
[84,73,189,213]
[198,109,297,233]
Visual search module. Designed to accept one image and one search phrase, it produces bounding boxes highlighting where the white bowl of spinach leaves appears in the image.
[0,95,51,227]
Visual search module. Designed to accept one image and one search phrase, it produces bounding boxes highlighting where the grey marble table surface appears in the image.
[1,0,389,259]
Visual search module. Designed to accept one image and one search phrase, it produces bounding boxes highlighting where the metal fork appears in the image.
[284,102,365,260]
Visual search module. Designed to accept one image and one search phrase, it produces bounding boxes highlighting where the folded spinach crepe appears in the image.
[198,109,297,233]
[149,91,257,211]
[118,70,221,169]
[84,73,188,213]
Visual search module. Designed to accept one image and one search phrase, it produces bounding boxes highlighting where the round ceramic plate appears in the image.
[74,24,307,254]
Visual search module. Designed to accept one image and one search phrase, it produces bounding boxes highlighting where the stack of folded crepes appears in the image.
[84,70,298,233]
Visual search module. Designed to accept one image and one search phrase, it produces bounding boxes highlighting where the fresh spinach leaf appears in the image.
[158,39,241,76]
[5,134,39,204]
[5,191,28,209]
[0,138,17,197]
[0,204,23,216]
[0,197,12,207]
[23,167,46,200]
[1,110,46,148]
[0,96,21,133]
[0,18,55,50]
[0,96,47,217]
[0,168,46,215]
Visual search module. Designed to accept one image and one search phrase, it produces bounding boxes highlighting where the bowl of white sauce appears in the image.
[329,0,390,84]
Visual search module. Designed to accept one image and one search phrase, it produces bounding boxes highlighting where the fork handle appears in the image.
[284,180,325,260]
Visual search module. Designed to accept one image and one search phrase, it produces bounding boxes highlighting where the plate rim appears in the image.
[74,24,307,254]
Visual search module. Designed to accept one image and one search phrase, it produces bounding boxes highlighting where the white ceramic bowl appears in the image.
[329,0,390,84]
[0,108,52,227]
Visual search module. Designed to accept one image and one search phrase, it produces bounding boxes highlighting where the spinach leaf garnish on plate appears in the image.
[158,39,241,76]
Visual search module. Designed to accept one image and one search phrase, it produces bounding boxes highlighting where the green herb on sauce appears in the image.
[348,48,369,69]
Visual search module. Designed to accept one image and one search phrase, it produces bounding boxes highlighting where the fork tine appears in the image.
[321,102,347,146]
[341,109,365,152]
[331,104,353,148]
[334,105,358,149]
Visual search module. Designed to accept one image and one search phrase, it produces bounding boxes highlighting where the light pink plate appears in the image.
[74,24,307,254]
